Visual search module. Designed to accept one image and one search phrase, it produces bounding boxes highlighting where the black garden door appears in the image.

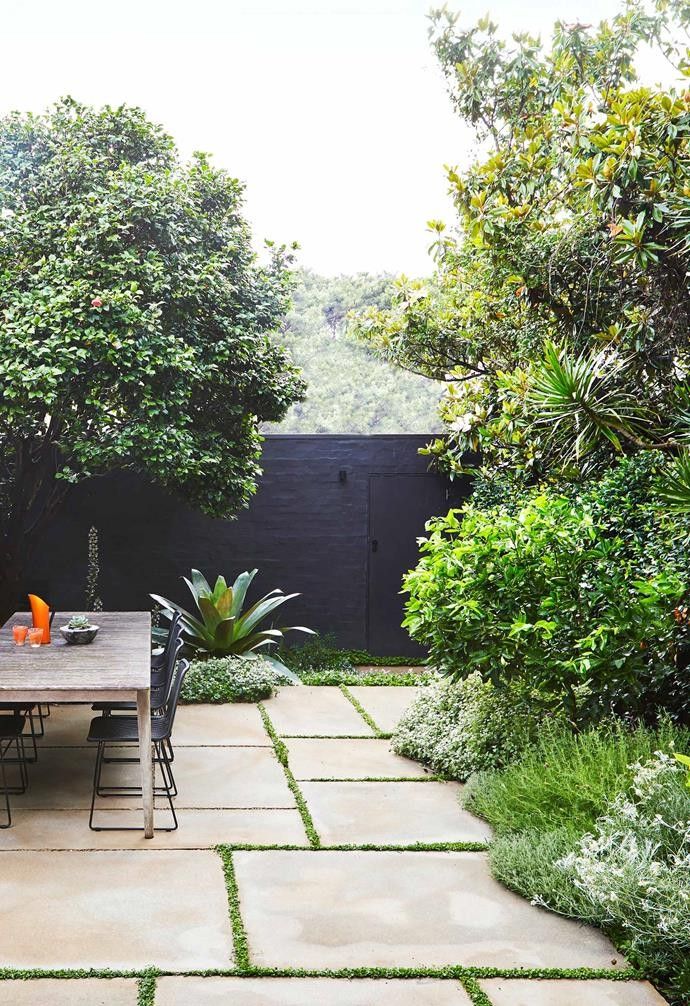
[367,472,457,657]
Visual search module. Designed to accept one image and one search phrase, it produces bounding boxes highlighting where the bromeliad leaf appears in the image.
[150,569,312,663]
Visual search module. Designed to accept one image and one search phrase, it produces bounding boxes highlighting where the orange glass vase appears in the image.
[28,594,51,644]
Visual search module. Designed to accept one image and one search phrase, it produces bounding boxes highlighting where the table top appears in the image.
[0,611,151,696]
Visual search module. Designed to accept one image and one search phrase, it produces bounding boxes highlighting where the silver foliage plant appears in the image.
[391,673,534,780]
[557,753,690,969]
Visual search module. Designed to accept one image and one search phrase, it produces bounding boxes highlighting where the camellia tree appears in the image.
[0,98,304,618]
[350,1,690,499]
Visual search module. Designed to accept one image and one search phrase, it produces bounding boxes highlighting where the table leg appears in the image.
[137,688,154,838]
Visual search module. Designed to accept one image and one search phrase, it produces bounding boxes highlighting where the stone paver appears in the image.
[301,781,490,844]
[156,976,472,1005]
[0,850,233,968]
[347,686,421,733]
[33,703,93,746]
[264,686,375,736]
[0,978,138,1005]
[174,703,271,746]
[160,746,294,808]
[234,850,625,969]
[41,702,271,747]
[480,979,669,1005]
[285,738,429,779]
[11,745,294,810]
[1,808,307,849]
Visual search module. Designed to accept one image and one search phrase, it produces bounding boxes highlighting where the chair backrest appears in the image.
[158,657,190,739]
[151,619,184,711]
[151,610,182,671]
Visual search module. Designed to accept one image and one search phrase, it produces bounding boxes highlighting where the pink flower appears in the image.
[91,297,103,308]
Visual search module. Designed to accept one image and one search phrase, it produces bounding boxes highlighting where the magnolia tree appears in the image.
[350,1,690,500]
[0,98,304,618]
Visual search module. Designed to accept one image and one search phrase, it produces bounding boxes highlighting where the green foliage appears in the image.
[268,270,443,434]
[465,718,688,836]
[281,634,428,685]
[403,455,690,724]
[391,675,536,780]
[85,526,103,612]
[350,6,690,487]
[0,97,303,616]
[152,568,313,674]
[468,722,690,1002]
[181,654,291,704]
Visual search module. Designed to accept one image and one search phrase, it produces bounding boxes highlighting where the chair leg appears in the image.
[89,742,105,831]
[89,739,177,832]
[0,743,12,828]
[156,741,178,831]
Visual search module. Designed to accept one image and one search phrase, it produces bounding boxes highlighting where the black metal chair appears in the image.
[93,616,184,772]
[0,713,29,828]
[87,657,190,832]
[91,610,183,717]
[0,703,45,763]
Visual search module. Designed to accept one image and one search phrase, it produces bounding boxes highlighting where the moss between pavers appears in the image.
[462,976,494,1006]
[0,966,646,980]
[217,848,251,971]
[258,704,321,848]
[339,685,386,736]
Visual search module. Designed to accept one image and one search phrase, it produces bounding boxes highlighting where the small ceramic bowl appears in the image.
[60,624,99,645]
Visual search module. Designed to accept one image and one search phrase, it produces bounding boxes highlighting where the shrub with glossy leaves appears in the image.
[403,457,690,724]
[0,97,304,619]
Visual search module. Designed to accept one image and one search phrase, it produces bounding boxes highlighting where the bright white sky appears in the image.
[0,0,672,276]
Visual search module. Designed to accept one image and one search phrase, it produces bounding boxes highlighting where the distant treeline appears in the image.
[267,270,443,434]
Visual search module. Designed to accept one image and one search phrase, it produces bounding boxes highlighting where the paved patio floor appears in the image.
[0,684,668,1004]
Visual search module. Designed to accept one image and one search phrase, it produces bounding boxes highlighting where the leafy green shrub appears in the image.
[281,634,428,685]
[282,635,355,677]
[391,674,536,780]
[181,655,292,704]
[404,456,690,725]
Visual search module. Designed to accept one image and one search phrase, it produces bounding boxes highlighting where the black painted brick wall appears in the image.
[26,435,457,654]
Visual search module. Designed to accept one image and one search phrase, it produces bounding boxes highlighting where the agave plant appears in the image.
[151,569,313,681]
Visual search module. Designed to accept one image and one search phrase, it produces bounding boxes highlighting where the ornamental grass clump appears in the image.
[391,673,535,779]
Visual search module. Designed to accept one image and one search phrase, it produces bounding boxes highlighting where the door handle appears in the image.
[371,539,378,552]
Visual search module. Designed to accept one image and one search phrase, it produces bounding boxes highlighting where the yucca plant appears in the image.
[528,341,651,461]
[151,569,313,680]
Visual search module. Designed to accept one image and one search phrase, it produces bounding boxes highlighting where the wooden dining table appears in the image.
[0,610,154,837]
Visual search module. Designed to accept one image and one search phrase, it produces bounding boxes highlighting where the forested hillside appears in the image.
[267,271,443,434]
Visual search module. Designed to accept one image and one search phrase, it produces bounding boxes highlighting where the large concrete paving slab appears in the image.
[41,702,271,747]
[347,687,421,733]
[264,687,375,736]
[300,782,491,844]
[0,850,233,969]
[234,851,626,970]
[13,745,294,810]
[0,808,308,850]
[156,976,472,1005]
[480,979,669,1005]
[0,978,138,1005]
[174,703,271,746]
[158,746,295,809]
[35,703,92,746]
[285,738,429,779]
